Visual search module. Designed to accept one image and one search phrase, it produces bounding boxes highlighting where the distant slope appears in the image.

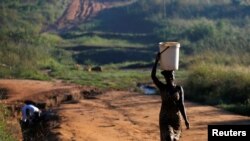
[1,0,250,80]
[52,0,136,31]
[52,0,250,54]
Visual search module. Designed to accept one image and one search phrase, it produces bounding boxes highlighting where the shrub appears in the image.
[184,63,250,115]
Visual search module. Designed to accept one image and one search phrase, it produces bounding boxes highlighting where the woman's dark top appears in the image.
[159,85,182,141]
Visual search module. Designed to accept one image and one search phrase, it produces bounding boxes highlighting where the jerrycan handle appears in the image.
[160,46,170,54]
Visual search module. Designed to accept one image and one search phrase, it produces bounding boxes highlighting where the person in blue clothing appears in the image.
[151,53,189,141]
[21,100,41,125]
[20,100,44,141]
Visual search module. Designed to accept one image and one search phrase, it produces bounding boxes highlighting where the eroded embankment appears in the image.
[1,85,102,141]
[51,0,135,31]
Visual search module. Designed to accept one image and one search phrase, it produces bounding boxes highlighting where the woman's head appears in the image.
[161,70,175,82]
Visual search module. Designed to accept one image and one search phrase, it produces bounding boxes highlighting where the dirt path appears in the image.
[1,79,250,141]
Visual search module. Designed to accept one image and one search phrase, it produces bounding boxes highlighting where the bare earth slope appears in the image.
[0,79,249,141]
[54,0,135,30]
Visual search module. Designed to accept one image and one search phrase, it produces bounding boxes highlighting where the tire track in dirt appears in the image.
[55,91,160,141]
[55,90,250,141]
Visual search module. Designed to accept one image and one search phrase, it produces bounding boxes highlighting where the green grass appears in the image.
[219,103,250,116]
[50,67,152,90]
[0,104,17,141]
[69,35,147,48]
[183,62,250,116]
[0,0,69,80]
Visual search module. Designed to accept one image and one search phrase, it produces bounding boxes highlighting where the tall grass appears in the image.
[0,0,69,79]
[0,104,17,141]
[184,63,250,115]
[0,32,63,80]
[180,51,250,68]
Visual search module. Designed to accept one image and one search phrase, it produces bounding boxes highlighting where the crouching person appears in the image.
[21,101,41,126]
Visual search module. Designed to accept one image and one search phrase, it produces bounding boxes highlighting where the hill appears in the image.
[1,0,250,71]
[51,0,136,31]
[57,0,250,53]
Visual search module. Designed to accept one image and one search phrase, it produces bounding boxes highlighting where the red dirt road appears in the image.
[1,79,250,141]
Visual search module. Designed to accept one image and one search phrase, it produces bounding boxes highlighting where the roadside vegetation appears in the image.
[0,104,17,141]
[0,0,69,79]
[183,61,250,116]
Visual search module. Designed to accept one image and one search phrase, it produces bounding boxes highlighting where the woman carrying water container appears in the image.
[151,42,189,141]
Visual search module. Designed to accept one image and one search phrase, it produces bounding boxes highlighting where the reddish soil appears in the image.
[55,0,135,30]
[0,79,250,141]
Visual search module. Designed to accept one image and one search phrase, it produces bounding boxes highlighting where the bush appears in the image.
[184,63,250,115]
[185,23,215,42]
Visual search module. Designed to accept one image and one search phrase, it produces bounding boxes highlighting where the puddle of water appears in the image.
[137,83,158,95]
